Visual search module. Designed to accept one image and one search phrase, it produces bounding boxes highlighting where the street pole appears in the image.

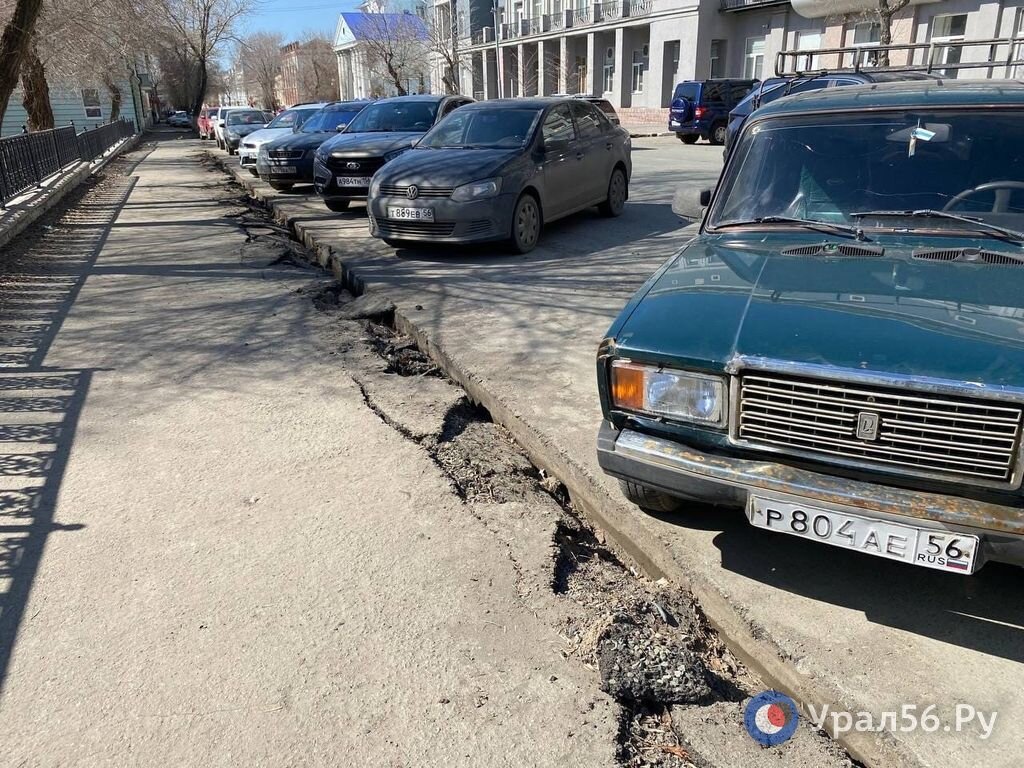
[493,1,503,98]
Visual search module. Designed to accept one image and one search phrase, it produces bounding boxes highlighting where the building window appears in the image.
[82,88,102,119]
[796,31,821,70]
[850,21,881,66]
[709,39,724,79]
[603,46,615,93]
[631,45,649,93]
[532,0,542,18]
[744,37,765,80]
[574,56,587,93]
[932,13,968,78]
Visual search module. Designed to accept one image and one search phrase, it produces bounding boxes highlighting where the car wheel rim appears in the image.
[715,126,726,143]
[517,200,538,247]
[610,172,625,211]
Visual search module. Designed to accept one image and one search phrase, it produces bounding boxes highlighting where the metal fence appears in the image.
[0,118,136,208]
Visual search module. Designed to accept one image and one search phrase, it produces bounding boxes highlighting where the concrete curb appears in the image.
[0,134,142,252]
[215,154,923,768]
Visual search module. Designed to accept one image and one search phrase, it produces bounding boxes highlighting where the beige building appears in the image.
[455,0,1024,125]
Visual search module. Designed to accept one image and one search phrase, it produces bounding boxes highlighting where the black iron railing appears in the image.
[0,118,135,208]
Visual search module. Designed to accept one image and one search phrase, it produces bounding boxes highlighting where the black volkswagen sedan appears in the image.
[313,94,473,212]
[367,98,631,253]
[256,100,372,190]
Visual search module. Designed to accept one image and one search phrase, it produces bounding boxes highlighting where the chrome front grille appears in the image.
[379,184,453,199]
[268,149,303,159]
[735,372,1023,485]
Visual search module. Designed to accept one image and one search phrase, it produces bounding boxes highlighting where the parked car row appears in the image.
[207,94,632,253]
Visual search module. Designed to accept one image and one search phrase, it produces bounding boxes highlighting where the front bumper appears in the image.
[256,157,314,183]
[238,146,258,167]
[597,422,1024,568]
[366,193,514,244]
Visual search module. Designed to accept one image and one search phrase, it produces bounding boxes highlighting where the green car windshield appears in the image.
[707,110,1024,235]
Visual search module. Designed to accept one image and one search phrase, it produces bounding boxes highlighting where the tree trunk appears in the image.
[20,41,54,131]
[386,59,407,95]
[876,1,893,68]
[189,58,208,129]
[103,74,123,122]
[0,0,46,125]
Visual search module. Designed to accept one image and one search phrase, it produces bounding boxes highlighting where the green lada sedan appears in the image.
[597,81,1024,575]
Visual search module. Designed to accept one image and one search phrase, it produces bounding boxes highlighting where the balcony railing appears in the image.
[719,0,787,11]
[629,0,652,16]
[570,5,591,25]
[546,11,564,30]
[596,0,622,21]
[526,16,542,35]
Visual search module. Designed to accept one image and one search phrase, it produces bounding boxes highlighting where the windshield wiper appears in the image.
[850,209,1024,244]
[713,216,867,240]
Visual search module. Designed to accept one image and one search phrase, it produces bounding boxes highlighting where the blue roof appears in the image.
[340,12,427,41]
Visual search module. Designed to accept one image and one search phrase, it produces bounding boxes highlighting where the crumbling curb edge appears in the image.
[217,155,923,768]
[0,134,143,252]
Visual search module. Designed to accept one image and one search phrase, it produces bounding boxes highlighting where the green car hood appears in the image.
[611,235,1024,388]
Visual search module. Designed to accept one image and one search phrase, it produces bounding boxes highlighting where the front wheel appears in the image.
[598,167,627,218]
[509,193,541,254]
[709,123,727,146]
[619,479,682,513]
[324,199,350,212]
[248,168,259,177]
[680,134,698,145]
[269,182,293,191]
[228,147,236,156]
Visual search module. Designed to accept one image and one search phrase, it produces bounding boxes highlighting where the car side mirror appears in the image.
[673,186,712,221]
[544,137,569,153]
[335,123,348,132]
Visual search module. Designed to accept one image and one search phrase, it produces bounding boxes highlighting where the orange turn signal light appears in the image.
[611,362,645,411]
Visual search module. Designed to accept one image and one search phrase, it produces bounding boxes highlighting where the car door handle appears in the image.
[605,142,613,150]
[575,152,585,160]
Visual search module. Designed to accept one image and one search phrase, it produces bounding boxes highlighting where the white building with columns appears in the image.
[456,0,1024,125]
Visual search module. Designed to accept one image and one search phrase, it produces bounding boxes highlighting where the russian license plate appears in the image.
[747,496,980,574]
[270,166,295,174]
[387,207,434,221]
[335,176,369,187]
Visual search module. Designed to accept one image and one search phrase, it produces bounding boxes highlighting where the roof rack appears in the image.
[775,36,1024,78]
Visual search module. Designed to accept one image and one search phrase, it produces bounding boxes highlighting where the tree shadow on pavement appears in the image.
[0,137,166,694]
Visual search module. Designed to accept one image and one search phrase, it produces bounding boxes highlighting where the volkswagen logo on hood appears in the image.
[406,185,419,200]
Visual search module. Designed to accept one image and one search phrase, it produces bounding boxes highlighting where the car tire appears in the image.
[619,479,682,513]
[598,167,627,218]
[510,192,541,254]
[248,169,259,177]
[709,123,727,146]
[269,182,293,191]
[680,134,698,145]
[228,147,236,156]
[324,199,350,212]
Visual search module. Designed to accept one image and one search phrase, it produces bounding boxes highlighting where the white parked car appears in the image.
[237,102,330,175]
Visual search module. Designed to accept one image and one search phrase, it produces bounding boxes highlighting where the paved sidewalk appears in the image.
[0,136,618,766]
[219,137,1024,768]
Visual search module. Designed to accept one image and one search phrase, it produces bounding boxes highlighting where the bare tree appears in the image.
[296,30,338,102]
[355,10,429,96]
[423,0,466,94]
[0,0,46,125]
[152,0,251,122]
[20,35,53,129]
[238,31,284,110]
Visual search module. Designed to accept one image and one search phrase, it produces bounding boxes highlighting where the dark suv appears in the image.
[669,79,757,145]
[314,94,473,212]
